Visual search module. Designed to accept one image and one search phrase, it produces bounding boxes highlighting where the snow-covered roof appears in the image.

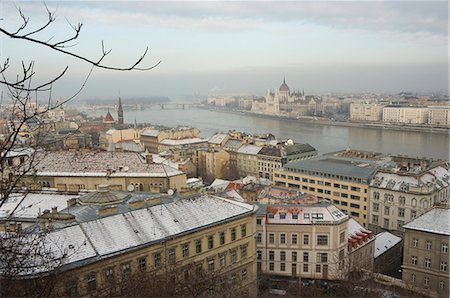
[140,128,160,137]
[2,147,35,158]
[208,133,228,145]
[374,231,402,258]
[27,151,184,178]
[370,166,450,193]
[403,206,450,236]
[19,195,256,274]
[265,202,348,225]
[209,179,230,191]
[159,138,206,146]
[0,193,75,219]
[223,139,243,152]
[237,144,262,155]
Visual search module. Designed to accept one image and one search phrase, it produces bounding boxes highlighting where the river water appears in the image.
[87,107,449,160]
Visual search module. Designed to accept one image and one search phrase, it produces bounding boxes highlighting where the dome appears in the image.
[78,185,130,206]
[279,78,290,92]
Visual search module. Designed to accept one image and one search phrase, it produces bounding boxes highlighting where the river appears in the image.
[85,107,449,160]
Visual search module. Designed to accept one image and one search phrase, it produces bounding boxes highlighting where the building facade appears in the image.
[255,201,350,280]
[349,102,385,122]
[402,206,450,297]
[382,106,429,124]
[428,106,450,126]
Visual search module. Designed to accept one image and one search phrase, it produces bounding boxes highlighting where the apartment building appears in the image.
[7,194,258,297]
[402,206,450,297]
[273,151,379,227]
[255,200,350,280]
[21,150,187,193]
[140,126,201,154]
[369,164,450,234]
[428,106,450,126]
[382,106,429,124]
[236,144,262,178]
[257,143,317,180]
[350,102,385,122]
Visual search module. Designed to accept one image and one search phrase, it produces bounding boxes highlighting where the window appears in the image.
[122,263,131,279]
[154,252,161,268]
[412,238,418,248]
[411,210,417,219]
[303,234,310,245]
[440,261,448,272]
[105,268,114,283]
[280,263,286,271]
[208,259,215,272]
[280,251,286,261]
[257,250,262,260]
[426,241,432,250]
[399,196,406,205]
[208,235,214,249]
[411,256,418,265]
[280,212,286,219]
[269,262,274,271]
[317,235,328,246]
[292,234,298,245]
[241,224,247,237]
[442,243,448,253]
[424,277,429,286]
[292,252,297,262]
[425,258,431,268]
[316,264,321,273]
[280,233,286,244]
[86,273,97,292]
[303,252,309,262]
[220,231,225,245]
[412,198,417,207]
[182,243,189,258]
[220,254,226,268]
[339,231,345,244]
[384,206,390,216]
[269,251,275,261]
[397,220,405,230]
[383,218,389,229]
[256,232,262,243]
[372,215,379,224]
[439,281,445,289]
[303,264,309,272]
[373,203,379,212]
[411,274,416,283]
[317,253,328,263]
[292,214,298,220]
[373,191,380,200]
[231,228,237,241]
[268,213,275,219]
[231,249,237,264]
[269,233,275,244]
[242,269,248,281]
[138,257,147,272]
[241,245,247,259]
[256,218,262,225]
[304,213,310,220]
[398,208,405,217]
[195,239,202,254]
[231,273,237,286]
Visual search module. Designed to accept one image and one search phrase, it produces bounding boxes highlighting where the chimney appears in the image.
[97,205,118,217]
[51,207,58,213]
[67,198,77,207]
[145,154,153,164]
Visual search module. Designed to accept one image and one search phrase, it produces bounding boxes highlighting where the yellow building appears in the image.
[140,126,200,154]
[22,150,187,193]
[7,194,258,297]
[273,152,378,227]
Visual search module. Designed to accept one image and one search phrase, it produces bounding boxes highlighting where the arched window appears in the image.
[412,198,417,207]
[139,183,144,191]
[374,192,380,200]
[422,199,428,209]
[399,196,406,206]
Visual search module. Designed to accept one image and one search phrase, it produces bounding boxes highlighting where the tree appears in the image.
[0,3,159,296]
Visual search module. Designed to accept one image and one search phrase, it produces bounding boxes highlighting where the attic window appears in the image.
[268,213,275,219]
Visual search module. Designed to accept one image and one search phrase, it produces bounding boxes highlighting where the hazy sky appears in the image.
[0,1,448,99]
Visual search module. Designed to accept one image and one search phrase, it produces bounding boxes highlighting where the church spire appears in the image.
[118,96,124,125]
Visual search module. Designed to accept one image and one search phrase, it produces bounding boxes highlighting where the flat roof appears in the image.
[403,206,450,236]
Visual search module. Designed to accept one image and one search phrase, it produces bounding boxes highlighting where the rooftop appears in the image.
[159,138,206,146]
[403,206,450,236]
[237,144,262,155]
[284,155,378,181]
[374,231,402,258]
[208,133,229,145]
[18,195,257,274]
[27,151,184,178]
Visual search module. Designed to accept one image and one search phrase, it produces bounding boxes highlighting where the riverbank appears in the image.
[200,106,449,135]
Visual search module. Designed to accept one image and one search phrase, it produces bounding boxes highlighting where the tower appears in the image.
[118,97,124,125]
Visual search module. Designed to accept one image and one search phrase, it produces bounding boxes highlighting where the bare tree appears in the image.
[0,3,159,296]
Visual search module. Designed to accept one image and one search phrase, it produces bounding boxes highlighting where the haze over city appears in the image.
[1,1,448,99]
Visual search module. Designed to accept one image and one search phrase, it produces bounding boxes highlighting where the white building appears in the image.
[428,106,450,126]
[382,106,429,124]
